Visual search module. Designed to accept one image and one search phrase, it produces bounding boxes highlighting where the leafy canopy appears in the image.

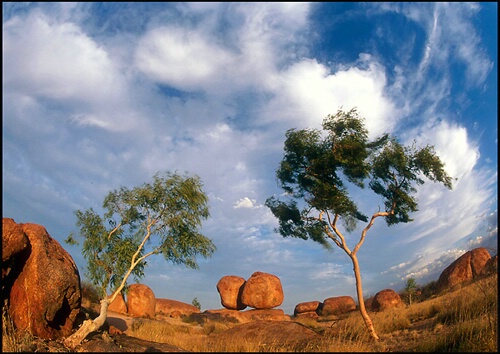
[66,171,216,297]
[266,108,453,246]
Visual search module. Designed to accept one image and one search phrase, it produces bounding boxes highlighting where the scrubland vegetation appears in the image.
[3,273,497,352]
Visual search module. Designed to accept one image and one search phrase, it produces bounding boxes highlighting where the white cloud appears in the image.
[262,55,398,138]
[234,197,257,209]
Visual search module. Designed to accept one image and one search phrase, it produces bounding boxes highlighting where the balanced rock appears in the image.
[217,275,247,310]
[108,293,127,314]
[294,301,321,317]
[320,296,356,316]
[156,298,201,317]
[127,284,156,318]
[437,247,491,292]
[240,271,284,309]
[6,220,81,339]
[371,289,402,311]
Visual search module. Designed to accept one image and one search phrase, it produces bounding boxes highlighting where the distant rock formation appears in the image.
[216,275,247,310]
[321,296,356,316]
[371,289,402,311]
[437,247,492,292]
[127,283,156,318]
[155,298,201,317]
[2,218,81,339]
[240,271,284,309]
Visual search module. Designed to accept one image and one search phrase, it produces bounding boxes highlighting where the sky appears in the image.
[2,2,498,315]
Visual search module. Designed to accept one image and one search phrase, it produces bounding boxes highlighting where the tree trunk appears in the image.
[350,253,380,341]
[63,298,110,350]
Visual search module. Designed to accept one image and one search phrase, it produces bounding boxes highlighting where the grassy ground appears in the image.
[3,273,497,352]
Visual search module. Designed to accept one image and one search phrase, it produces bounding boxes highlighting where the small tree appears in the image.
[404,277,418,306]
[63,171,216,349]
[266,108,453,341]
[192,297,201,310]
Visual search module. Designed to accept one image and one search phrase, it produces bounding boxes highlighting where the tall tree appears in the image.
[266,108,453,341]
[63,171,216,349]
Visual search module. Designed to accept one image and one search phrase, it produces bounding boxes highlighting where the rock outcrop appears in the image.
[127,283,156,318]
[216,275,247,310]
[108,293,128,314]
[240,271,284,309]
[437,247,492,292]
[3,218,81,339]
[371,289,402,311]
[321,296,356,316]
[155,298,201,317]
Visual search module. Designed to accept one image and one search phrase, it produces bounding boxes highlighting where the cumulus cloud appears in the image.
[234,197,258,209]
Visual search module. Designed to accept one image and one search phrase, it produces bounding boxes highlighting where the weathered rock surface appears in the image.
[194,308,290,324]
[5,220,81,339]
[241,308,291,322]
[437,247,491,292]
[207,320,321,351]
[240,271,284,309]
[294,301,321,317]
[481,254,497,276]
[371,289,402,311]
[108,293,128,314]
[216,275,247,310]
[320,296,356,316]
[2,218,29,279]
[127,284,156,318]
[155,298,201,317]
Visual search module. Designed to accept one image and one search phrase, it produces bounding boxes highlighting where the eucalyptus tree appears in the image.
[64,171,216,349]
[266,108,453,341]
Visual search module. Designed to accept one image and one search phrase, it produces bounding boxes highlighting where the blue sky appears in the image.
[3,2,497,315]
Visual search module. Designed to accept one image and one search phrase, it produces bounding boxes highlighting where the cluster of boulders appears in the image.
[294,289,404,319]
[212,271,290,322]
[2,218,82,339]
[217,271,284,310]
[294,296,357,319]
[108,284,201,319]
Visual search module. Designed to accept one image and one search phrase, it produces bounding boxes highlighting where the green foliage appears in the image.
[267,107,453,245]
[66,171,216,297]
[192,297,201,310]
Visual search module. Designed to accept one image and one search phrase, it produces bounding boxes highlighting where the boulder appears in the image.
[240,271,284,309]
[216,275,247,310]
[371,289,402,311]
[437,247,491,292]
[155,298,200,317]
[127,284,155,318]
[5,220,81,339]
[108,293,127,314]
[320,296,356,316]
[293,301,321,316]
